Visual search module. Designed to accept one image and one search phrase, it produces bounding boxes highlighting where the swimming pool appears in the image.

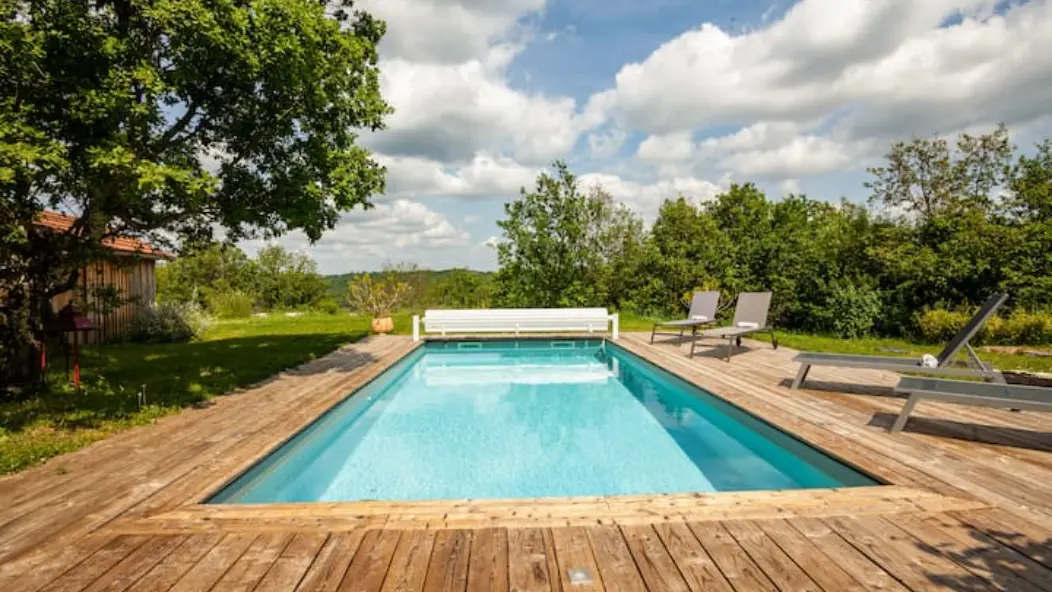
[210,340,877,503]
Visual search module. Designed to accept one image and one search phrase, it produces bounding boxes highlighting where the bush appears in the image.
[314,298,342,315]
[826,283,882,339]
[130,302,210,343]
[914,309,972,344]
[207,290,254,319]
[915,308,1052,345]
[990,311,1052,345]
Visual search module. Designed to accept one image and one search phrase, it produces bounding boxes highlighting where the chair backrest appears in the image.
[687,291,720,320]
[935,292,1009,366]
[422,308,612,334]
[732,292,772,328]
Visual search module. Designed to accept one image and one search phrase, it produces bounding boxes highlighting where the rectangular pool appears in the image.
[210,340,876,503]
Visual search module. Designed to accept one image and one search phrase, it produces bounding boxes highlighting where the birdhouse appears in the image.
[45,303,97,388]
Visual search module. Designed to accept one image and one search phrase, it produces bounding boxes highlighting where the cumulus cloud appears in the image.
[379,153,538,199]
[587,129,628,158]
[596,0,1052,140]
[241,200,469,273]
[355,0,546,63]
[578,172,723,221]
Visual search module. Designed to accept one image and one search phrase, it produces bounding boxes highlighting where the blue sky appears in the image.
[244,0,1052,274]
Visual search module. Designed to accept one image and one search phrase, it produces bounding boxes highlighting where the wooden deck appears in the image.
[2,332,1052,591]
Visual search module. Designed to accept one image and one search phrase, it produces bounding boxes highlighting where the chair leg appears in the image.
[650,325,657,344]
[791,363,810,389]
[890,394,921,433]
[725,336,734,362]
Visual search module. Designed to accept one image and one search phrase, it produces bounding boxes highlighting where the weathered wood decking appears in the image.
[1,332,1051,591]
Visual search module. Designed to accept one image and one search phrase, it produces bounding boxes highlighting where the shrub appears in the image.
[914,309,972,344]
[314,298,342,315]
[990,311,1052,345]
[826,283,882,339]
[130,302,210,343]
[207,290,254,319]
[346,273,408,317]
[915,308,1052,345]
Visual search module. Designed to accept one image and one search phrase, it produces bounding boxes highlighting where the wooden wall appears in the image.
[51,257,158,344]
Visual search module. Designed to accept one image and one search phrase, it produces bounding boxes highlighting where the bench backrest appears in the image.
[423,308,612,334]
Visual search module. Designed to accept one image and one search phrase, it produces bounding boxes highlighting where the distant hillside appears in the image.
[325,269,494,302]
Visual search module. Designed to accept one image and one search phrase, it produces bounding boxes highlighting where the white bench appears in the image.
[412,308,619,341]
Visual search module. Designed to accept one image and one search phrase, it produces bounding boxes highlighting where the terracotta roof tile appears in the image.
[35,211,173,259]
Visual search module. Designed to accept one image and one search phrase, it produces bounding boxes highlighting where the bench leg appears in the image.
[791,363,810,389]
[890,394,921,433]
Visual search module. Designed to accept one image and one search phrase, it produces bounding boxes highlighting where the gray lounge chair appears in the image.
[651,291,720,343]
[890,376,1051,432]
[791,292,1009,390]
[691,292,776,361]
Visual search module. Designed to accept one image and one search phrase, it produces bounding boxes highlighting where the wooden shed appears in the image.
[39,212,172,344]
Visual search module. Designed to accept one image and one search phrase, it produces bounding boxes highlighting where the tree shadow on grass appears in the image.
[867,412,1052,452]
[1,331,372,433]
[916,522,1052,591]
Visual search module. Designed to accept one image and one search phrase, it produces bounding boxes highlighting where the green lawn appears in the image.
[0,313,411,475]
[620,310,1052,374]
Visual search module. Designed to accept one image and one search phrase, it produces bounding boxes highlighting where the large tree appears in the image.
[494,162,645,308]
[1,0,389,383]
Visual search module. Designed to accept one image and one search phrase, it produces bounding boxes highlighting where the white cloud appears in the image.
[596,0,1052,140]
[355,0,546,63]
[380,153,538,199]
[368,56,584,165]
[637,132,695,163]
[587,129,628,158]
[717,135,856,179]
[578,172,723,221]
[241,200,469,273]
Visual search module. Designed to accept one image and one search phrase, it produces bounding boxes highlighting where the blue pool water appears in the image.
[210,340,876,503]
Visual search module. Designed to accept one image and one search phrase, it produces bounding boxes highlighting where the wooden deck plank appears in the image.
[340,529,403,592]
[686,522,777,592]
[893,513,1052,592]
[550,527,603,592]
[719,520,822,592]
[751,519,868,592]
[584,525,646,592]
[619,525,691,592]
[254,533,330,592]
[167,532,257,592]
[82,535,187,592]
[381,529,437,592]
[295,530,368,592]
[210,532,293,592]
[422,529,471,592]
[788,517,910,592]
[650,523,734,592]
[119,534,225,592]
[466,528,509,592]
[507,528,555,592]
[38,535,150,592]
[822,515,991,591]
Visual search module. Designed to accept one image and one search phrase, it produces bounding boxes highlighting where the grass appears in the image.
[0,312,412,475]
[621,310,1052,374]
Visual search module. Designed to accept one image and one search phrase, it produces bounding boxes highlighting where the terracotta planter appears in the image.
[371,316,394,334]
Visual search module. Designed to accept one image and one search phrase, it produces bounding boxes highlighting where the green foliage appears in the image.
[429,269,494,309]
[493,161,647,308]
[825,283,883,339]
[914,309,973,344]
[314,298,342,315]
[129,301,210,343]
[158,244,329,314]
[346,273,408,317]
[491,127,1052,343]
[206,290,254,319]
[914,308,1052,346]
[1,0,389,386]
